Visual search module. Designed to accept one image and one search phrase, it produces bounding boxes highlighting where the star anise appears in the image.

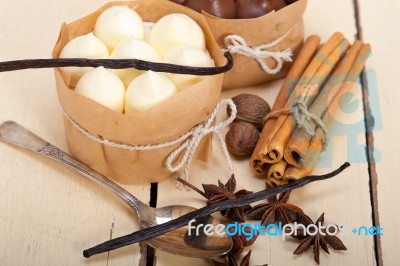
[291,213,347,265]
[202,174,253,222]
[228,225,258,254]
[246,187,306,225]
[212,250,252,266]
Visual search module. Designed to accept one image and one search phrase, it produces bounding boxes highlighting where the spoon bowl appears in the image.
[0,121,232,258]
[145,205,232,257]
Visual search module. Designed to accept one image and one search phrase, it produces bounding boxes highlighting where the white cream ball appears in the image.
[59,33,109,87]
[94,6,144,51]
[110,37,162,87]
[75,66,125,113]
[125,71,177,114]
[164,46,215,90]
[149,13,206,57]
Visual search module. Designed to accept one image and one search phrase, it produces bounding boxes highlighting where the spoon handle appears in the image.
[0,121,146,212]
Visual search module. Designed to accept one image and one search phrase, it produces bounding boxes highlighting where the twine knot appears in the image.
[265,98,329,150]
[166,99,237,188]
[223,28,294,75]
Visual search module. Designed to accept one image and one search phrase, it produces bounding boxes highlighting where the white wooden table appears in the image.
[0,0,396,265]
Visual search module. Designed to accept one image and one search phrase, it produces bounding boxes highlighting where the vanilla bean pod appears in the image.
[83,162,350,258]
[0,51,233,75]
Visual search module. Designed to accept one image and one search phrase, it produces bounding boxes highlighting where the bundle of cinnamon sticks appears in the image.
[250,32,371,186]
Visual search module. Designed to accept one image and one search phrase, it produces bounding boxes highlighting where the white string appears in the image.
[166,99,237,189]
[264,98,329,151]
[223,25,296,75]
[62,99,237,187]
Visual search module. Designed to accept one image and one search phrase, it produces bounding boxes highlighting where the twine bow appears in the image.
[166,99,237,188]
[224,28,294,75]
[265,98,329,150]
[63,99,237,187]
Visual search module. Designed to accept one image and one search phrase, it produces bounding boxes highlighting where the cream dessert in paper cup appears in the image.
[52,0,228,184]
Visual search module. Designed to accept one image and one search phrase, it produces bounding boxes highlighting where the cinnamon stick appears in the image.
[269,177,288,187]
[250,35,321,175]
[267,160,287,180]
[284,43,371,181]
[260,34,349,165]
[268,160,289,186]
[283,164,311,181]
[284,40,367,168]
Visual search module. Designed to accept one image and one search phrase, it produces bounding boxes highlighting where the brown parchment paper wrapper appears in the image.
[203,0,307,89]
[52,0,226,184]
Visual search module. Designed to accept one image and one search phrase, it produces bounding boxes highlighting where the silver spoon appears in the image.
[0,121,232,258]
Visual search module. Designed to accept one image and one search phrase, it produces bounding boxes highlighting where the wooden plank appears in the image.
[357,0,400,265]
[0,0,151,265]
[155,0,377,265]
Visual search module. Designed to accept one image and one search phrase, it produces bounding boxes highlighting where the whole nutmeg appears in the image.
[226,122,260,156]
[185,0,237,19]
[227,93,271,130]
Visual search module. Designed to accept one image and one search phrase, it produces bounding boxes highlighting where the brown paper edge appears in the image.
[203,0,308,89]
